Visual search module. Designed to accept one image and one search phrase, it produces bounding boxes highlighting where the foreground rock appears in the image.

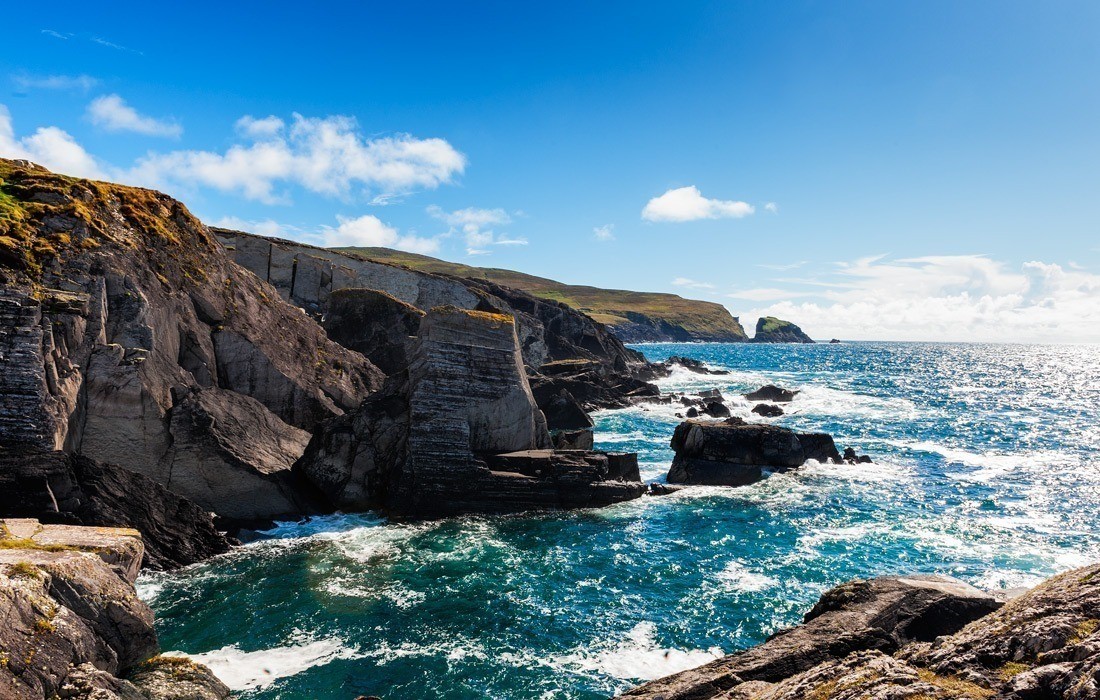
[617,562,1100,700]
[528,358,661,411]
[667,418,843,486]
[0,160,380,522]
[296,307,646,517]
[751,316,815,343]
[0,447,231,570]
[0,518,228,700]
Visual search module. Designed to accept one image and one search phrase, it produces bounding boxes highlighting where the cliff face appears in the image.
[618,562,1100,700]
[296,306,646,517]
[751,316,815,343]
[334,245,751,343]
[215,228,644,371]
[0,160,381,520]
[0,518,229,700]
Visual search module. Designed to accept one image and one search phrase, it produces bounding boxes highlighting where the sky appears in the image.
[2,1,1099,342]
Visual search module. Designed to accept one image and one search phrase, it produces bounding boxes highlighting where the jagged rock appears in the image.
[843,447,873,464]
[744,384,799,402]
[528,359,661,411]
[751,316,815,343]
[617,574,1000,699]
[830,338,842,344]
[552,429,595,451]
[296,307,646,517]
[321,288,424,376]
[0,161,380,523]
[667,418,842,486]
[697,389,725,401]
[0,447,230,570]
[664,356,730,375]
[126,657,231,700]
[702,401,731,418]
[532,387,593,432]
[752,403,785,417]
[0,519,227,700]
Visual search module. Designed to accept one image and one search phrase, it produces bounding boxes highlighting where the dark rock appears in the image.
[532,387,593,431]
[528,359,661,411]
[702,401,731,418]
[744,384,799,402]
[752,403,784,417]
[322,288,424,376]
[697,388,724,401]
[648,483,685,496]
[666,418,842,486]
[686,407,700,418]
[830,338,841,344]
[751,316,815,343]
[843,447,874,464]
[296,307,646,517]
[0,447,231,570]
[616,574,1001,699]
[552,429,594,451]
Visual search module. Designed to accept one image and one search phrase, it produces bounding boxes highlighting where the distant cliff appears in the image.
[334,247,749,343]
[751,316,815,343]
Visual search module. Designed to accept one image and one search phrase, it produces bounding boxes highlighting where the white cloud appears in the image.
[728,288,806,302]
[0,104,105,179]
[642,186,754,222]
[87,94,182,138]
[594,224,615,241]
[321,214,439,254]
[739,254,1100,343]
[128,114,465,204]
[211,216,294,238]
[758,261,807,271]
[428,205,520,252]
[764,202,778,213]
[13,74,98,91]
[672,277,716,290]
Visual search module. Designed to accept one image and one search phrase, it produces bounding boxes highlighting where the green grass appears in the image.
[335,246,747,340]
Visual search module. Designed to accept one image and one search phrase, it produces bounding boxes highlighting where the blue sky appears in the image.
[3,1,1099,341]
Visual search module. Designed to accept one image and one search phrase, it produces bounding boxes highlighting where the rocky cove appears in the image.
[0,160,1098,699]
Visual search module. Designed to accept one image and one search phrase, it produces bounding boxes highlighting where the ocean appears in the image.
[138,341,1100,699]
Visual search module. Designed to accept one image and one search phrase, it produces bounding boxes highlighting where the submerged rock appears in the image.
[751,403,784,417]
[0,518,229,700]
[744,384,799,402]
[0,447,231,570]
[667,418,842,486]
[751,316,815,343]
[296,307,646,517]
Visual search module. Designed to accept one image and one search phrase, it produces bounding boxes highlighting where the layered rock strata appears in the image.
[618,562,1100,700]
[0,160,380,521]
[296,307,647,517]
[0,518,229,700]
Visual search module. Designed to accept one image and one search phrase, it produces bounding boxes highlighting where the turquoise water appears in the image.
[140,342,1100,699]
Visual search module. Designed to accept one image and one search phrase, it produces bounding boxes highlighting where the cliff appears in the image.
[751,316,815,343]
[333,246,750,343]
[617,562,1100,700]
[0,159,380,522]
[0,518,228,699]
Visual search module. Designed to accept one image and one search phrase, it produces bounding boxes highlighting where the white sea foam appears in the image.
[715,560,778,592]
[167,636,362,690]
[547,622,723,681]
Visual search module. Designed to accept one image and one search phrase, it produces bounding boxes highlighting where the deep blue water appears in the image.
[139,342,1100,699]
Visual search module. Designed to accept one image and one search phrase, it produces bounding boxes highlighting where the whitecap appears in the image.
[715,560,778,592]
[548,622,723,681]
[166,636,362,690]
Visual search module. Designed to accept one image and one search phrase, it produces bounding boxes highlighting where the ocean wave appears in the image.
[714,560,779,593]
[166,634,362,690]
[545,621,723,681]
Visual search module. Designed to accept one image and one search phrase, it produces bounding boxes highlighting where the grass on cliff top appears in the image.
[335,246,746,338]
[757,316,795,333]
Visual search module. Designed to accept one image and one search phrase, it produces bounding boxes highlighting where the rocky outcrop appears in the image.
[667,418,843,486]
[618,563,1100,700]
[0,160,380,521]
[745,385,799,402]
[528,359,661,411]
[321,288,424,376]
[751,316,815,343]
[295,307,646,517]
[0,518,228,700]
[0,447,230,570]
[752,403,784,417]
[617,574,1001,699]
[662,356,730,375]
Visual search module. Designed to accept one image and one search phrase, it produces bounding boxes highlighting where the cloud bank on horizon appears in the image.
[2,101,1098,344]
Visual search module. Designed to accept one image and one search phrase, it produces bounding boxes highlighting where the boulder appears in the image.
[296,307,646,517]
[552,429,595,451]
[664,356,730,375]
[0,519,227,699]
[617,574,1000,699]
[0,447,231,570]
[744,384,799,402]
[702,401,731,418]
[667,418,842,486]
[751,316,815,343]
[532,386,593,432]
[751,403,784,417]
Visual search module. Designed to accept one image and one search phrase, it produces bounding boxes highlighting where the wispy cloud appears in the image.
[642,186,754,222]
[757,260,807,271]
[41,29,72,40]
[427,205,522,255]
[672,277,716,290]
[728,288,807,302]
[764,202,778,213]
[211,216,297,239]
[40,29,142,54]
[12,73,98,92]
[594,223,615,241]
[87,94,182,138]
